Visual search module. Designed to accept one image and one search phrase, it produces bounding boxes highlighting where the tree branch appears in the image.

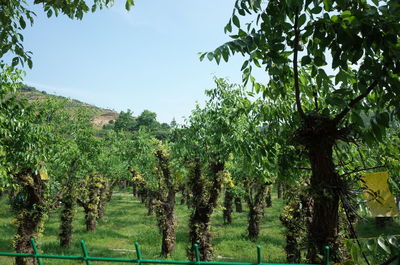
[295,167,312,171]
[293,9,305,119]
[333,80,378,124]
[340,165,385,177]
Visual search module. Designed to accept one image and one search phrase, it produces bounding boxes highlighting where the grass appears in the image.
[1,191,398,265]
[0,192,286,265]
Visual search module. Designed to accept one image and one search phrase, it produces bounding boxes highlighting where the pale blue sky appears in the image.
[23,1,267,123]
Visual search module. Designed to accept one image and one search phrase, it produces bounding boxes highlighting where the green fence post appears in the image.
[80,240,91,265]
[194,244,200,263]
[135,242,142,265]
[30,238,43,265]
[256,246,262,264]
[323,246,330,265]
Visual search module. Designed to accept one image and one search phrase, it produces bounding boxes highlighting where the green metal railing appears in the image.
[0,238,330,265]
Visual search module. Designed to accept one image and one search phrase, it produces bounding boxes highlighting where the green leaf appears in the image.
[335,69,348,85]
[11,57,19,67]
[387,236,398,247]
[19,17,26,29]
[323,0,333,11]
[371,120,383,141]
[310,6,322,14]
[241,60,249,71]
[351,244,359,264]
[47,9,53,18]
[301,55,311,66]
[365,239,375,251]
[298,14,307,27]
[377,236,391,254]
[125,0,134,11]
[199,53,206,62]
[232,15,240,28]
[27,59,33,69]
[222,47,229,62]
[224,21,232,33]
[351,112,364,127]
[207,52,214,61]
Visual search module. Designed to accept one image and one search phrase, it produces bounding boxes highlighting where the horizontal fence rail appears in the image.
[0,238,331,265]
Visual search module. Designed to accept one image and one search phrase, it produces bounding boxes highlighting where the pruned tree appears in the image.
[205,0,400,262]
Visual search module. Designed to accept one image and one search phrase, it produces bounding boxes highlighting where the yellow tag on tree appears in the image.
[361,171,399,217]
[39,168,49,181]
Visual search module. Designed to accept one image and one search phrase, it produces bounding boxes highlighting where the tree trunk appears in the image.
[265,186,272,208]
[59,185,75,249]
[280,201,301,263]
[223,189,233,225]
[146,191,157,216]
[188,159,224,261]
[84,175,102,231]
[246,182,269,241]
[296,115,342,263]
[97,180,108,219]
[155,150,177,258]
[106,180,117,203]
[234,197,243,213]
[277,183,283,199]
[14,171,46,265]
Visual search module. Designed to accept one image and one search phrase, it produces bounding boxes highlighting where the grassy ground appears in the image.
[0,192,286,265]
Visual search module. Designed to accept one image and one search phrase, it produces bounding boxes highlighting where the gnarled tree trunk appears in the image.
[77,174,103,232]
[154,150,177,257]
[14,171,47,265]
[265,186,272,208]
[187,159,224,261]
[223,188,233,225]
[245,181,269,241]
[97,179,108,219]
[296,115,343,263]
[59,182,75,249]
[234,197,243,213]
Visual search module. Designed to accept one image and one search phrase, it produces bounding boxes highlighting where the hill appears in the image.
[19,85,119,129]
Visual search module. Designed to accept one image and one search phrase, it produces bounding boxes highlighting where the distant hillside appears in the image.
[19,85,119,129]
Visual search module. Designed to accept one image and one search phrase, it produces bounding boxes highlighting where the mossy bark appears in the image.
[106,180,117,203]
[280,190,313,263]
[154,150,177,258]
[234,197,243,213]
[295,114,343,263]
[146,191,157,216]
[245,182,269,241]
[277,183,283,199]
[14,171,47,265]
[97,179,108,220]
[59,182,75,249]
[223,189,233,225]
[265,186,272,208]
[77,174,103,232]
[187,159,224,261]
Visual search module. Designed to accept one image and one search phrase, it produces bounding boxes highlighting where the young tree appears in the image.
[206,0,400,262]
[0,84,65,265]
[175,79,254,260]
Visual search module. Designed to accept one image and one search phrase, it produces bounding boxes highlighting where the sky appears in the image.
[22,0,267,124]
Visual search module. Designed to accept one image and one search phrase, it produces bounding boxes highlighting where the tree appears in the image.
[174,78,256,260]
[206,0,400,262]
[113,110,137,132]
[0,91,66,265]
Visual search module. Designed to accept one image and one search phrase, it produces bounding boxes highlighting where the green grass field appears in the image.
[0,192,286,265]
[1,191,399,265]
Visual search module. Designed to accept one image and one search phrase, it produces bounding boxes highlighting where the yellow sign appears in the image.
[361,171,399,217]
[39,168,49,181]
